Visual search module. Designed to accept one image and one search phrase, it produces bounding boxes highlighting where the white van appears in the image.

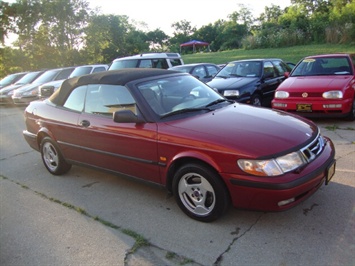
[109,53,184,70]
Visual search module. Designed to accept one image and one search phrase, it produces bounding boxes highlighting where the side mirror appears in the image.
[113,110,144,123]
[284,72,290,78]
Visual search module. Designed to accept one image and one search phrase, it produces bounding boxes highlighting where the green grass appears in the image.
[181,44,355,65]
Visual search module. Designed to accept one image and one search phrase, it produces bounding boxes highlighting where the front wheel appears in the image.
[250,94,262,106]
[40,137,72,175]
[172,163,230,222]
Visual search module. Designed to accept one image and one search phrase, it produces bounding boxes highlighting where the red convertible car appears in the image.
[23,69,335,222]
[272,53,355,120]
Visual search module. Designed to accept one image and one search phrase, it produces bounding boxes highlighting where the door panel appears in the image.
[78,113,160,182]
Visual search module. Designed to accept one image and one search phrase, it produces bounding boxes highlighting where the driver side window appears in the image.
[84,84,137,117]
[263,62,276,79]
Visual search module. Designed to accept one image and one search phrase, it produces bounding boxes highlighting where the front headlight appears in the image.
[322,91,343,99]
[224,90,240,97]
[23,89,38,96]
[238,151,306,176]
[275,91,289,99]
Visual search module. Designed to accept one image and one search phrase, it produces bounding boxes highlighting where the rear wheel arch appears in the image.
[36,131,49,148]
[40,136,71,175]
[36,129,54,148]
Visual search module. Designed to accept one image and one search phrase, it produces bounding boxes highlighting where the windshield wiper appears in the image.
[205,99,233,107]
[229,74,242,77]
[161,107,211,119]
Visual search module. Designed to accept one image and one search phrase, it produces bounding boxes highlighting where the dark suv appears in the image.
[207,59,292,106]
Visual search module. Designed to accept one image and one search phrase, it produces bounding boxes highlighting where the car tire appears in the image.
[40,137,72,175]
[250,94,262,106]
[346,97,355,121]
[172,163,230,222]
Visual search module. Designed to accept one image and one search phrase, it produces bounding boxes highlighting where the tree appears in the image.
[171,20,196,36]
[84,14,149,63]
[291,0,332,14]
[327,0,355,43]
[258,4,284,24]
[0,1,16,45]
[192,23,220,51]
[146,29,169,51]
[5,0,90,68]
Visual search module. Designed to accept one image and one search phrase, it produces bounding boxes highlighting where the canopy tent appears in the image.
[180,40,210,53]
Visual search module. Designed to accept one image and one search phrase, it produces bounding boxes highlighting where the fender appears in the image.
[36,126,56,146]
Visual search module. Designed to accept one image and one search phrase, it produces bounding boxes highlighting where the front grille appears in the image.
[289,92,323,97]
[300,135,325,162]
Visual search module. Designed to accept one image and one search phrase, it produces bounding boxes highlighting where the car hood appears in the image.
[207,77,258,91]
[279,76,353,91]
[161,104,317,158]
[40,80,64,88]
[0,84,23,94]
[15,83,40,92]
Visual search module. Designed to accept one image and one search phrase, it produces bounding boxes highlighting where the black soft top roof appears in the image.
[50,68,179,105]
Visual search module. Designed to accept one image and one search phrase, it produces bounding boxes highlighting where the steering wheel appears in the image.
[181,94,197,102]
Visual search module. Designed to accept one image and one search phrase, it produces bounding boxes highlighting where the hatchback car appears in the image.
[0,70,45,104]
[168,63,220,83]
[207,59,292,106]
[39,64,109,98]
[12,67,75,105]
[0,72,27,89]
[272,53,355,120]
[23,69,335,222]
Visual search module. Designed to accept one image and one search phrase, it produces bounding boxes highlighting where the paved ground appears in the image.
[0,106,354,266]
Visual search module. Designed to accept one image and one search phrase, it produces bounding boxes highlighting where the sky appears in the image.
[88,0,292,35]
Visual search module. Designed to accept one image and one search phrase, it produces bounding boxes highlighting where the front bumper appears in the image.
[0,95,14,104]
[23,130,39,151]
[272,98,352,118]
[221,137,335,211]
[12,96,38,105]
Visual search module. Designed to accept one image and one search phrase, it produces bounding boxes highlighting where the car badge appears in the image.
[302,92,308,98]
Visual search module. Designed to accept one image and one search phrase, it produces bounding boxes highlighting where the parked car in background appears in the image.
[39,64,108,98]
[287,62,296,69]
[109,53,184,70]
[0,72,27,89]
[23,69,335,222]
[168,63,220,83]
[272,53,355,121]
[0,70,45,104]
[12,67,74,105]
[207,59,292,106]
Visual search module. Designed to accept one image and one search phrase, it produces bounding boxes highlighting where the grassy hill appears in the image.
[181,44,355,65]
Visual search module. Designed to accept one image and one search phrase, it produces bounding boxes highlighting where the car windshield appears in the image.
[216,61,262,78]
[109,60,138,70]
[15,72,41,85]
[69,66,93,78]
[32,69,60,84]
[137,75,227,118]
[0,73,20,86]
[291,57,352,76]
